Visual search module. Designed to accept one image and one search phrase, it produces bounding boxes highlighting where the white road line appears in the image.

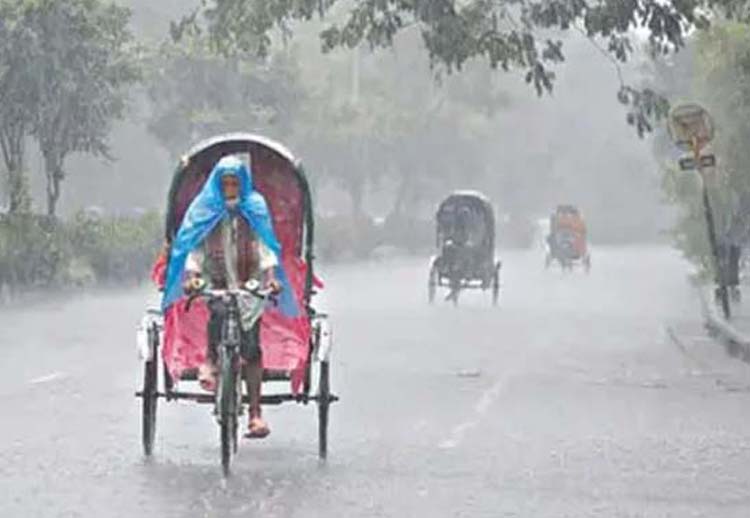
[438,376,509,450]
[29,372,67,385]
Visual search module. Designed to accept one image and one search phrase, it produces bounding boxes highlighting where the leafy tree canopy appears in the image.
[648,21,750,272]
[145,30,302,159]
[24,0,141,215]
[0,0,140,215]
[173,0,749,135]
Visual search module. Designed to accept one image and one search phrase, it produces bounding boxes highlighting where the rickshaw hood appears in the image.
[161,156,298,316]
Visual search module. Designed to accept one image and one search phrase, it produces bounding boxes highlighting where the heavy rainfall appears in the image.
[1,0,750,516]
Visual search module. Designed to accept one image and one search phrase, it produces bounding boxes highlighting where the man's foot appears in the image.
[245,417,271,439]
[198,363,217,392]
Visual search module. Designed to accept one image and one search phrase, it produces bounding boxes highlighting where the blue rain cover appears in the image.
[162,155,298,316]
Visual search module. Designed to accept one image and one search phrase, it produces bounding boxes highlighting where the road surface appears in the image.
[2,246,750,517]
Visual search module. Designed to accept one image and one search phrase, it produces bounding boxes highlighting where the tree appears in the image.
[288,27,511,224]
[173,0,750,134]
[648,22,750,273]
[21,0,140,217]
[0,1,34,213]
[145,30,303,160]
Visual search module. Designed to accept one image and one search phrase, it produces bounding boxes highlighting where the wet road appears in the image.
[2,246,750,517]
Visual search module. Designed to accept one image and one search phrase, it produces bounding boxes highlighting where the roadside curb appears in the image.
[696,283,750,362]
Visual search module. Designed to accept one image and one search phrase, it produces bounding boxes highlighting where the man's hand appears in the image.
[265,278,282,295]
[264,271,282,294]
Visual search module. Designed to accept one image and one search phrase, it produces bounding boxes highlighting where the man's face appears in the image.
[221,174,240,203]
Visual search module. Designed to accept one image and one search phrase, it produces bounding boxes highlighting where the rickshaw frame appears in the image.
[428,190,501,306]
[136,133,337,472]
[544,205,591,273]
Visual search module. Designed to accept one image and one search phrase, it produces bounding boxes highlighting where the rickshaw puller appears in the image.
[163,155,297,439]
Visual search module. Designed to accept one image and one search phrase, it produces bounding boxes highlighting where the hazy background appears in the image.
[16,0,671,246]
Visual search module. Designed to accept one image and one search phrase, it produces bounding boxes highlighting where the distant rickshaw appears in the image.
[428,191,502,305]
[545,204,591,273]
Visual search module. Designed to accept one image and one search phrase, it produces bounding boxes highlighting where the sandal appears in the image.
[198,363,217,392]
[245,417,271,439]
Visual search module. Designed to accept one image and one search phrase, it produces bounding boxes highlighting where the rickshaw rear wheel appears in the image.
[317,361,331,459]
[141,324,159,457]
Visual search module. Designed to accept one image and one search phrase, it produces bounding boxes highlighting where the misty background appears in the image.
[14,0,671,247]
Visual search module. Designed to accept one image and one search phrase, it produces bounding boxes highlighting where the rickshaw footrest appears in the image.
[135,390,339,406]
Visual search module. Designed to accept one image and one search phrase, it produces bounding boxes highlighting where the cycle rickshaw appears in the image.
[135,133,337,475]
[428,191,501,305]
[544,204,591,273]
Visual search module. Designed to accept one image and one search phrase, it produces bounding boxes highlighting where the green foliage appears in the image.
[0,0,141,215]
[650,22,750,273]
[0,1,36,212]
[0,214,66,287]
[660,164,713,275]
[175,0,750,135]
[25,0,141,215]
[287,32,511,221]
[146,24,510,227]
[617,86,671,138]
[316,214,382,261]
[0,211,162,290]
[184,0,707,79]
[693,24,750,195]
[145,31,303,159]
[68,210,162,283]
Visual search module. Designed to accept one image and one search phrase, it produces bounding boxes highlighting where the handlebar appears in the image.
[184,280,278,312]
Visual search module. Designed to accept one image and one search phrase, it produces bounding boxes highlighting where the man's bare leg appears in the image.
[244,359,270,438]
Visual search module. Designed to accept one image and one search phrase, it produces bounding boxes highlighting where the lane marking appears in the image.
[438,376,509,450]
[29,372,67,385]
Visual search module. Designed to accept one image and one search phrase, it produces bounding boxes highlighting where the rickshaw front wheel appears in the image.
[141,324,159,457]
[218,351,239,477]
[220,419,236,477]
[317,361,331,460]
